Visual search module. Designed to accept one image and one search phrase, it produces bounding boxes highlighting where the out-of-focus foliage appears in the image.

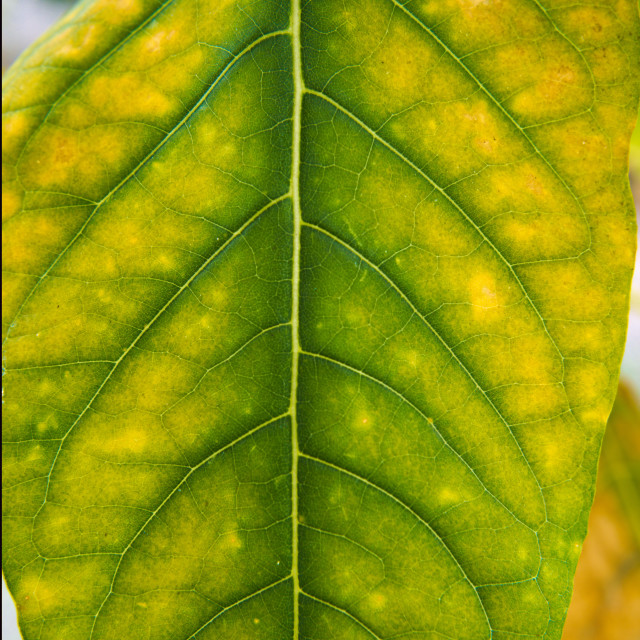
[564,383,640,639]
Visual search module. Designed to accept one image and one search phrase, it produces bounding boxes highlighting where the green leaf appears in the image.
[2,1,639,638]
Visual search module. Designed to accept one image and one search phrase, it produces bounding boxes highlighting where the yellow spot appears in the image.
[517,546,531,560]
[38,379,55,395]
[511,57,586,119]
[218,532,243,552]
[112,0,141,12]
[563,6,615,45]
[86,72,174,121]
[343,302,369,327]
[366,18,440,107]
[149,46,206,93]
[51,514,71,530]
[145,29,177,54]
[459,100,507,160]
[353,412,372,432]
[2,241,32,271]
[439,488,459,503]
[470,273,498,310]
[96,289,113,303]
[502,218,538,245]
[21,124,129,197]
[3,110,29,139]
[190,118,242,169]
[366,591,387,611]
[2,110,35,160]
[115,219,147,247]
[122,428,149,453]
[19,576,57,607]
[99,426,149,455]
[86,0,145,25]
[200,287,228,309]
[576,406,609,432]
[541,442,562,469]
[25,446,43,463]
[459,0,493,8]
[56,23,99,61]
[403,349,419,368]
[34,128,80,180]
[157,254,174,269]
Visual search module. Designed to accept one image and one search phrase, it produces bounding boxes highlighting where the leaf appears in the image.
[2,1,639,639]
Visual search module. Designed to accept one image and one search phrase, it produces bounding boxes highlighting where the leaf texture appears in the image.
[2,1,639,638]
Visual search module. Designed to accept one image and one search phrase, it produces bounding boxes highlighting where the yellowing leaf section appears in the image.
[2,1,639,639]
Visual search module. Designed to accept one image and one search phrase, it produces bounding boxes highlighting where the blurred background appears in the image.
[2,1,639,638]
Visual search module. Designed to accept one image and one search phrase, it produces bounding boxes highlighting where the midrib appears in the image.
[290,0,303,636]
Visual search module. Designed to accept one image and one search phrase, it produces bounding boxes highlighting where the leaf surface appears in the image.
[2,1,639,639]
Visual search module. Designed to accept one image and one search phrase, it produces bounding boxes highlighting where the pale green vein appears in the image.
[5,360,114,371]
[186,575,292,640]
[391,0,596,220]
[303,89,564,429]
[299,349,536,533]
[300,452,493,637]
[299,522,386,571]
[302,220,547,522]
[158,321,291,431]
[34,194,289,522]
[4,29,289,351]
[88,412,290,639]
[300,591,382,640]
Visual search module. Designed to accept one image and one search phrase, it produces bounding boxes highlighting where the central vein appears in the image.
[290,0,303,635]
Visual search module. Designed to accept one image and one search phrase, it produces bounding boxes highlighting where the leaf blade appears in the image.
[3,0,639,638]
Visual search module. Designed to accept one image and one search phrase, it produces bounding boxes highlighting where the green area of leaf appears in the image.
[2,1,640,639]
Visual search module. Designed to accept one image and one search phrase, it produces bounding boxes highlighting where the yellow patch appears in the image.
[1,186,23,222]
[19,575,58,609]
[353,412,372,431]
[19,121,136,200]
[366,591,387,611]
[86,72,175,121]
[439,487,459,503]
[148,45,206,93]
[218,532,243,552]
[124,1,197,70]
[364,17,441,110]
[86,0,146,25]
[108,426,149,454]
[56,23,100,61]
[469,272,499,310]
